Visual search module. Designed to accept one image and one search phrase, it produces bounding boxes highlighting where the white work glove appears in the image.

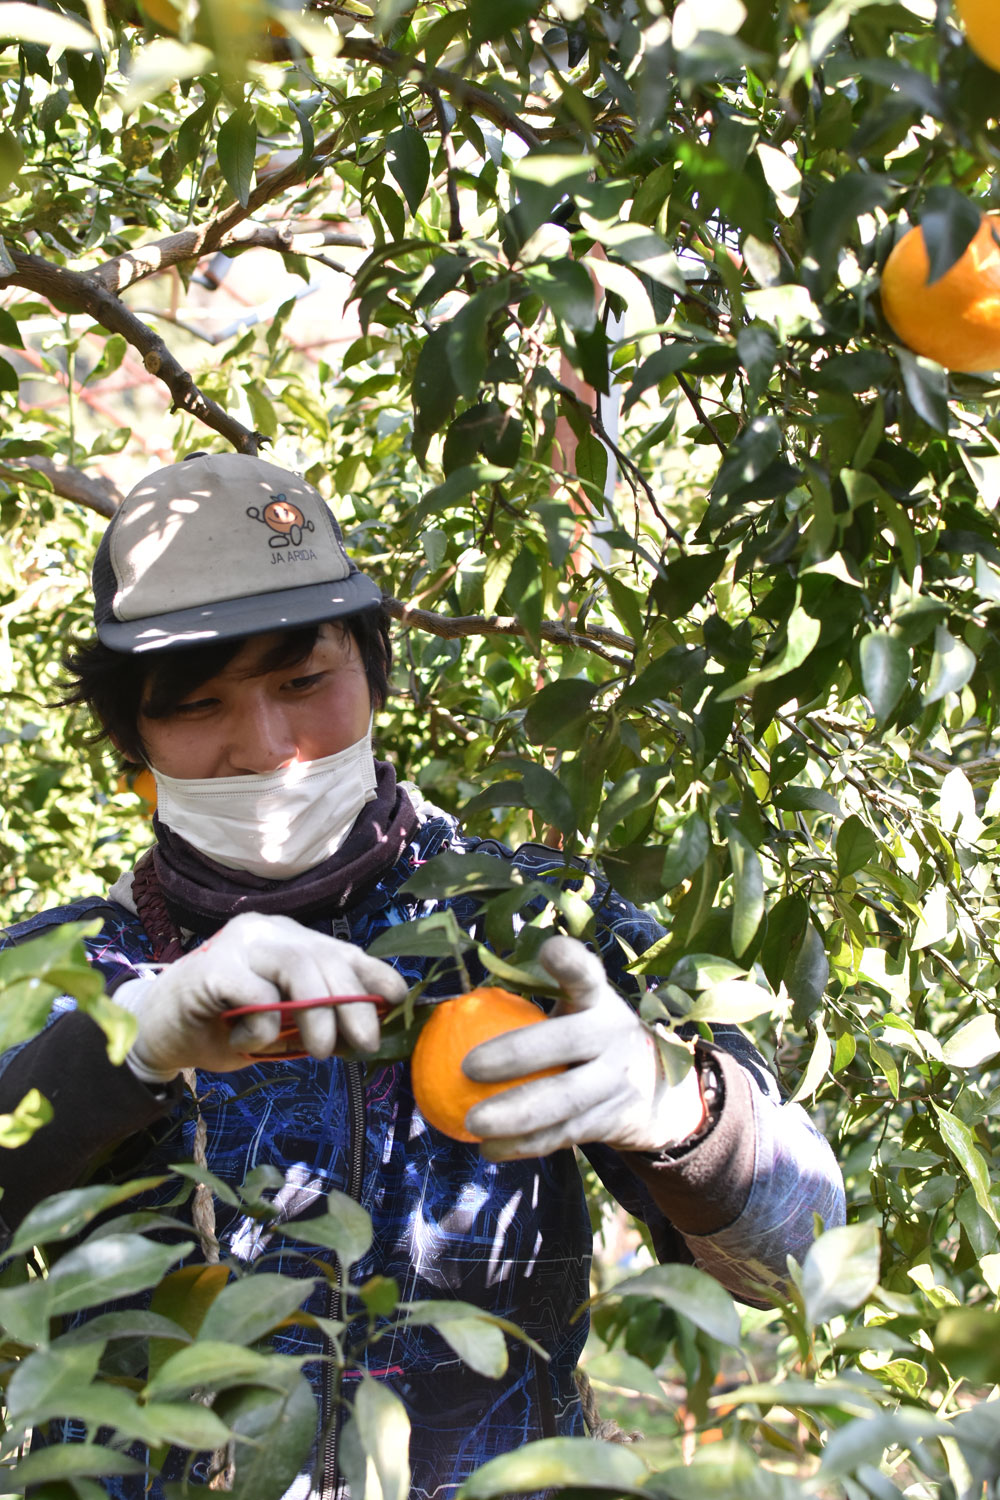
[113,912,407,1083]
[463,935,707,1160]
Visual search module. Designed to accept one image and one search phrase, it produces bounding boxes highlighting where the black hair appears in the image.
[61,606,393,766]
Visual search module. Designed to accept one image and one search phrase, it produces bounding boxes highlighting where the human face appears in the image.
[136,624,372,779]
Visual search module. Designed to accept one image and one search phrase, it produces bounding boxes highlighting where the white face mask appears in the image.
[152,724,378,879]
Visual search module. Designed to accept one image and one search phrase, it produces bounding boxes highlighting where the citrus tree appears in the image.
[5,0,1000,1494]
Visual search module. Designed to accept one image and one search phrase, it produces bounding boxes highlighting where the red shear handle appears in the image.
[224,995,392,1060]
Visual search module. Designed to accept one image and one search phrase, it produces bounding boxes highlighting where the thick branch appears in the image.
[0,455,123,518]
[384,596,633,660]
[338,37,543,149]
[1,250,261,453]
[92,218,364,298]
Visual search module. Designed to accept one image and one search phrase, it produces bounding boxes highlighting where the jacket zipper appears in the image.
[320,1057,367,1500]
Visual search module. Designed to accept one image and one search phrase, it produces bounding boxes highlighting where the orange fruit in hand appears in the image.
[410,987,563,1143]
[956,0,1000,71]
[881,213,1000,373]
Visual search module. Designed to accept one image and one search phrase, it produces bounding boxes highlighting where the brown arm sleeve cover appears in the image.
[0,1011,178,1234]
[621,1046,757,1237]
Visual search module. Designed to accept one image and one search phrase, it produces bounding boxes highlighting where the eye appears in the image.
[170,696,220,717]
[282,672,326,693]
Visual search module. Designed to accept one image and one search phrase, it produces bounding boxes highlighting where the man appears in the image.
[0,451,845,1498]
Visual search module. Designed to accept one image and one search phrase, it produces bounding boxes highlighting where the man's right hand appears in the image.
[112,912,408,1083]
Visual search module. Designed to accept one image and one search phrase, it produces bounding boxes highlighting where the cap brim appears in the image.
[96,573,384,654]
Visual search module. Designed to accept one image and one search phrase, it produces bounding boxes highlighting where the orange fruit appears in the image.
[956,0,1000,71]
[410,987,563,1143]
[132,768,158,810]
[881,213,1000,372]
[115,767,157,811]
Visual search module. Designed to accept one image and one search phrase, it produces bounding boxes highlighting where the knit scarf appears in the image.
[132,760,419,960]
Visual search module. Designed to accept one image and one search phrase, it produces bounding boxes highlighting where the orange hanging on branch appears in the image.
[956,0,1000,72]
[881,212,1000,373]
[410,987,564,1143]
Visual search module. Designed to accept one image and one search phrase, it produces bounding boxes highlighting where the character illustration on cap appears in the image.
[247,494,316,550]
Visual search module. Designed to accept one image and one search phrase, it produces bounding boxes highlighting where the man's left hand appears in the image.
[463,934,707,1159]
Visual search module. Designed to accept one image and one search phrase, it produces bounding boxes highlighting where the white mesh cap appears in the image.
[93,452,381,653]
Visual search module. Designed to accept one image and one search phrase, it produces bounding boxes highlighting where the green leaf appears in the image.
[342,1377,412,1500]
[934,1307,1000,1383]
[625,342,699,411]
[445,281,511,400]
[942,1014,1000,1069]
[596,765,672,844]
[0,304,24,348]
[198,1272,320,1346]
[523,679,599,746]
[457,1436,647,1498]
[919,187,983,284]
[217,102,257,209]
[0,1085,50,1148]
[0,921,104,1052]
[469,0,536,44]
[145,1343,288,1401]
[521,762,578,837]
[773,787,842,817]
[573,430,608,491]
[650,550,727,618]
[606,1262,742,1346]
[83,332,127,386]
[385,126,430,217]
[274,1188,373,1268]
[897,346,949,432]
[403,1302,510,1378]
[933,1104,998,1223]
[860,630,910,724]
[711,414,782,504]
[46,1233,193,1318]
[784,921,829,1019]
[687,979,775,1023]
[221,1369,318,1500]
[5,1444,145,1483]
[523,261,596,334]
[789,1018,833,1104]
[924,624,976,704]
[728,828,763,958]
[836,814,877,880]
[801,1222,881,1328]
[9,1177,167,1254]
[808,171,890,290]
[661,813,711,888]
[584,1349,671,1406]
[821,1410,951,1481]
[367,907,474,960]
[401,852,522,900]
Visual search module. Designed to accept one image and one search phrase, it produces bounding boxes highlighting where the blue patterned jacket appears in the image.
[0,798,845,1499]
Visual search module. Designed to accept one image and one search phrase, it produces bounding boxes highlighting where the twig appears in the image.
[675,371,727,454]
[0,455,123,518]
[383,595,633,660]
[554,377,684,547]
[0,250,261,453]
[429,90,463,246]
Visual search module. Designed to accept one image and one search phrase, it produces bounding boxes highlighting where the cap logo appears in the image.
[247,493,317,551]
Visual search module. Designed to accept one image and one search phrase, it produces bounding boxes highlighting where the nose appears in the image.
[226,696,298,775]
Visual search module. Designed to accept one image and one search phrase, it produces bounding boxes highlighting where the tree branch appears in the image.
[384,595,633,660]
[91,217,364,298]
[0,455,123,518]
[1,250,262,453]
[337,37,543,150]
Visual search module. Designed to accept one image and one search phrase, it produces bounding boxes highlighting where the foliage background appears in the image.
[4,0,1000,1493]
